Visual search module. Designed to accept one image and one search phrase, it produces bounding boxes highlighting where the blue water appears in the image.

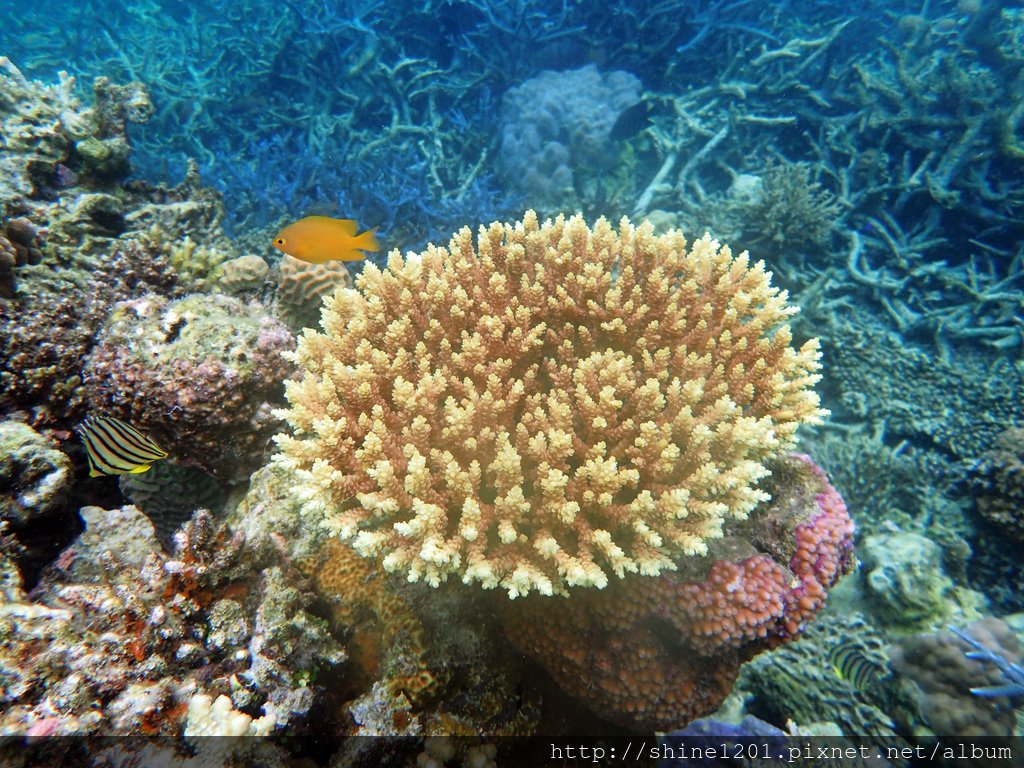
[2,0,1024,756]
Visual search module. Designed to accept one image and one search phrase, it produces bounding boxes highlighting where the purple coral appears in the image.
[890,617,1023,736]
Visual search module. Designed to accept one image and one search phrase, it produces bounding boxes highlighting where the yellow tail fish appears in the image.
[272,216,381,264]
[77,416,168,477]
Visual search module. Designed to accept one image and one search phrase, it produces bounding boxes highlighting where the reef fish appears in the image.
[77,416,168,477]
[829,641,886,697]
[272,216,380,263]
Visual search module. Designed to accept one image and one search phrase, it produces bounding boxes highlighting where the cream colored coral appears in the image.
[275,211,826,597]
[168,235,233,290]
[183,693,276,738]
[219,254,269,294]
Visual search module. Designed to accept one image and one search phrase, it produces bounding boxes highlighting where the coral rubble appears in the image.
[0,504,343,740]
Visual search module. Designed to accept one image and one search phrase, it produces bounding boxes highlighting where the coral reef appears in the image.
[228,459,536,742]
[889,617,1022,736]
[0,57,223,266]
[499,65,641,212]
[311,538,442,710]
[0,294,96,426]
[971,427,1024,538]
[860,530,986,630]
[735,613,904,740]
[275,211,826,598]
[81,293,294,481]
[1,63,238,441]
[0,240,12,299]
[0,420,72,527]
[0,238,184,428]
[274,253,353,332]
[218,254,270,295]
[3,0,1022,751]
[0,507,222,736]
[952,623,1024,699]
[0,503,343,739]
[500,452,853,730]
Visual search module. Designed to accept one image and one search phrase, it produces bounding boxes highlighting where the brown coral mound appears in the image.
[276,211,826,597]
[972,427,1024,538]
[890,617,1021,736]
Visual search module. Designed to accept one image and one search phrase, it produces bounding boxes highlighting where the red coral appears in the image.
[500,453,854,731]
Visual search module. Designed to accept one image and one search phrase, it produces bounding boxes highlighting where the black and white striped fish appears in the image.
[829,641,887,697]
[77,416,168,477]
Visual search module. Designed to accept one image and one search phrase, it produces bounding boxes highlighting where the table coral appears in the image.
[499,453,854,731]
[275,211,827,598]
[82,293,294,481]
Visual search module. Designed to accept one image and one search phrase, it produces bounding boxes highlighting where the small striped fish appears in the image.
[77,416,168,477]
[829,641,886,697]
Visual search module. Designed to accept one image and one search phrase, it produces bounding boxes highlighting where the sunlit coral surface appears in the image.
[275,211,826,597]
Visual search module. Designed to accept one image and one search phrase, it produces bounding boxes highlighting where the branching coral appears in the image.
[275,211,826,597]
[716,159,841,253]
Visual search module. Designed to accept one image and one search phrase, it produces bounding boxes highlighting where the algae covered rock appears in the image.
[66,505,162,582]
[0,420,72,526]
[972,427,1024,538]
[861,530,986,629]
[82,293,294,481]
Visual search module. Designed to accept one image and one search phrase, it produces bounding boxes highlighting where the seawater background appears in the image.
[2,0,1024,720]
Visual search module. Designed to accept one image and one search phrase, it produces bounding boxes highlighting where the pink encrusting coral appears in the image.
[783,455,856,632]
[673,456,854,651]
[500,452,855,731]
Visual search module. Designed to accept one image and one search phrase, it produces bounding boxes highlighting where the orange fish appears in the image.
[272,216,381,263]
